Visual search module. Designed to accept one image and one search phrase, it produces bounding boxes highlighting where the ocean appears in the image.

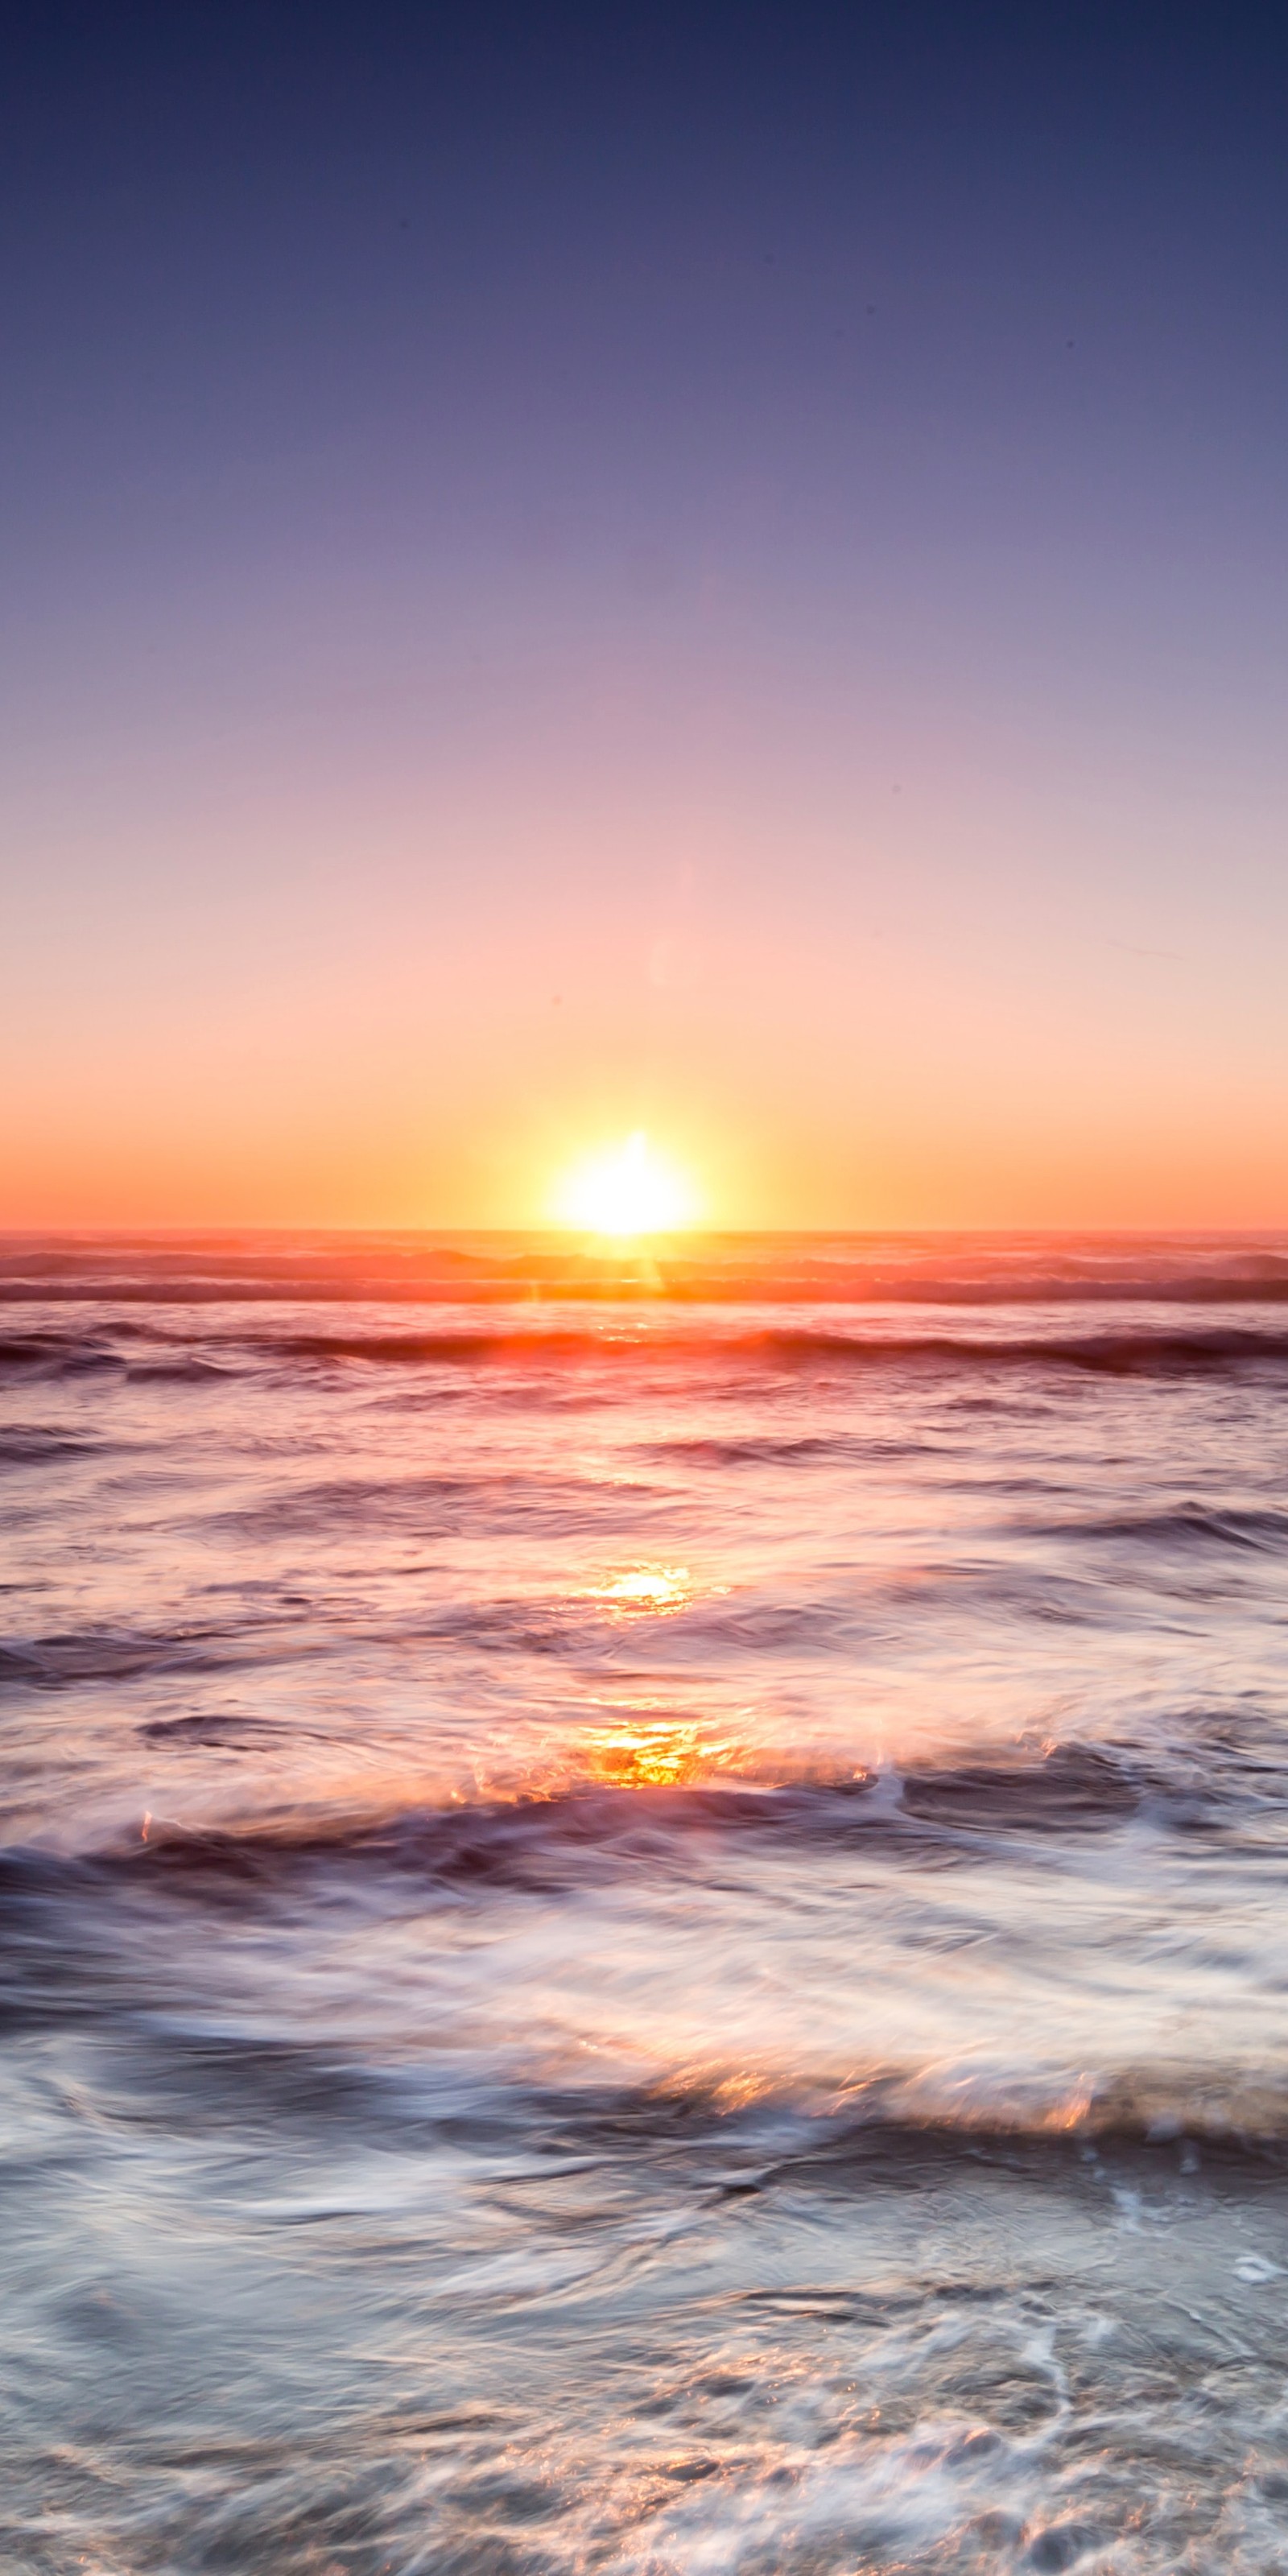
[5,1230,1288,2573]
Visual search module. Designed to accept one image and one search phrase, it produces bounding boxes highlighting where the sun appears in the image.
[551,1133,701,1237]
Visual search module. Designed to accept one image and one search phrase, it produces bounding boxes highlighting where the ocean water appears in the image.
[6,1230,1288,2574]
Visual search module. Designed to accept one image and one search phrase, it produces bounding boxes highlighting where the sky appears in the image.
[2,0,1286,1228]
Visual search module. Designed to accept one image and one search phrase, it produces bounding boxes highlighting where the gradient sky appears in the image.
[3,2,1286,1227]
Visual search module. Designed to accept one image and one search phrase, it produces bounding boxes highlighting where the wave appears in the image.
[0,1425,102,1466]
[10,1319,1288,1385]
[0,1622,254,1692]
[0,1744,1147,1896]
[6,1227,1288,1307]
[0,1330,122,1376]
[0,1329,230,1382]
[263,1323,1288,1375]
[1034,1502,1288,1554]
[638,1432,921,1466]
[211,1467,663,1542]
[2,1848,1286,2161]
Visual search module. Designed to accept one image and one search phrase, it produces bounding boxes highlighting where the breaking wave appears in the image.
[8,1316,1288,1383]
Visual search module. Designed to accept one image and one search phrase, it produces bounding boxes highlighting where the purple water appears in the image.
[6,1232,1288,2572]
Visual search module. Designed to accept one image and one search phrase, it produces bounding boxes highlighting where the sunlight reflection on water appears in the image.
[581,1562,697,1611]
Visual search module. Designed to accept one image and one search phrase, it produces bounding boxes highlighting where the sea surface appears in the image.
[6,1230,1288,2574]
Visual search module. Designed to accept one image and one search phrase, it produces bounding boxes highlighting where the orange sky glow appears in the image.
[5,774,1285,1230]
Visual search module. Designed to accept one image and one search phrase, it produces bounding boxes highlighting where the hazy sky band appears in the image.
[3,2,1286,1223]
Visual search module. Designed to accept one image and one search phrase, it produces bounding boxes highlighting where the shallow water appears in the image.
[5,1232,1288,2572]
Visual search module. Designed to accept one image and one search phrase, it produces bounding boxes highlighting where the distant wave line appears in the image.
[8,1321,1288,1378]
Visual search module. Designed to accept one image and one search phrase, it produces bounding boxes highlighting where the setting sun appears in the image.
[551,1133,701,1236]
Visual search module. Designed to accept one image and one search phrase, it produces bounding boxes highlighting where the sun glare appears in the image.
[552,1133,700,1236]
